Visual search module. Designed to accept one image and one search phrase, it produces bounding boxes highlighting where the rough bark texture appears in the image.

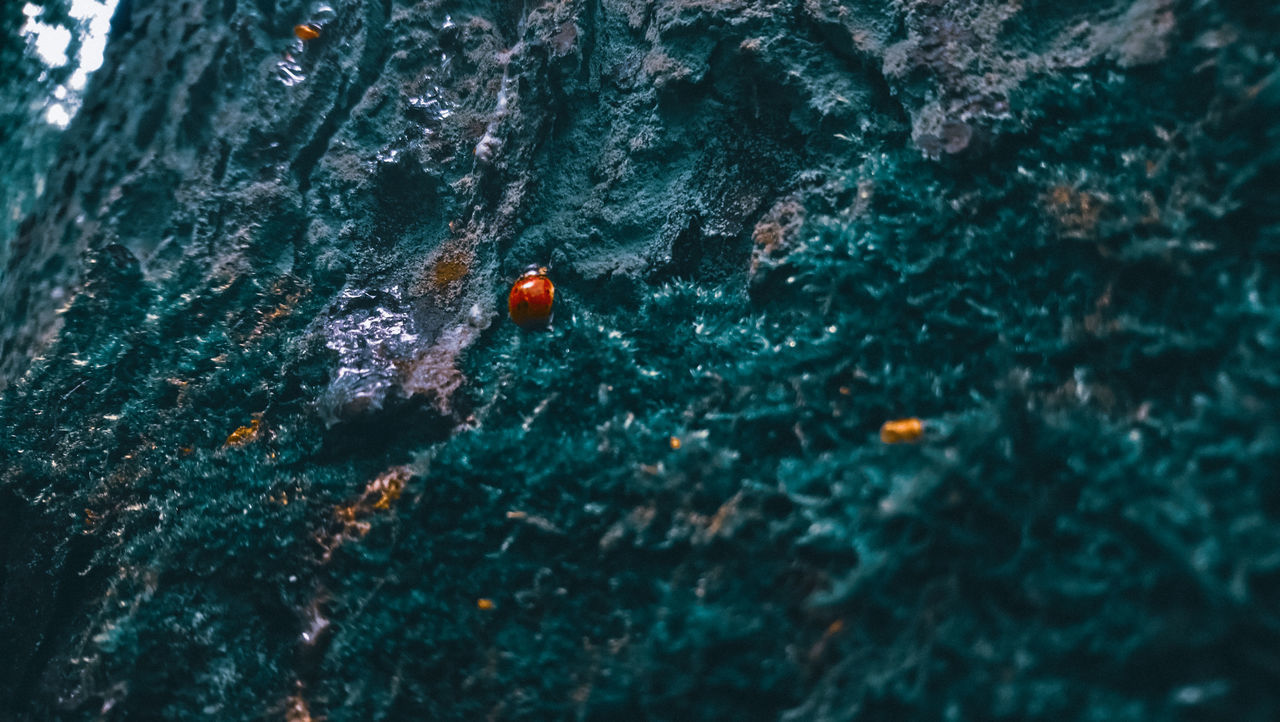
[2,0,1279,719]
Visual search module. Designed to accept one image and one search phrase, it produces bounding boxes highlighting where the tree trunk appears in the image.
[2,0,1279,718]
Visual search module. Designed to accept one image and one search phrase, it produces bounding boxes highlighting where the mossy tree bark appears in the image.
[2,0,1279,719]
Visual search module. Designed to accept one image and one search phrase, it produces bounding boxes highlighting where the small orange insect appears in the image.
[508,265,555,329]
[294,23,321,40]
[879,417,924,444]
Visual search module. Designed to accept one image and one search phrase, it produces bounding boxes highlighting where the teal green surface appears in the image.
[2,0,1280,719]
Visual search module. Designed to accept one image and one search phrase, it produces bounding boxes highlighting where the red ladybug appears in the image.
[508,266,554,329]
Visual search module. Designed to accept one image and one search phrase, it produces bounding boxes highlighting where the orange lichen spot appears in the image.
[294,23,321,40]
[328,503,372,547]
[334,504,360,526]
[285,691,314,722]
[166,377,191,406]
[345,466,411,516]
[505,510,563,534]
[249,291,305,341]
[224,417,261,447]
[413,241,475,302]
[750,198,805,275]
[477,598,496,611]
[752,221,784,252]
[432,251,472,290]
[704,492,743,539]
[508,266,555,329]
[825,619,845,636]
[317,466,412,560]
[879,417,925,444]
[368,467,407,510]
[1044,185,1105,239]
[668,436,682,450]
[550,22,578,56]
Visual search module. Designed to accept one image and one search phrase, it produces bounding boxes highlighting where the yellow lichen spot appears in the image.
[668,436,682,450]
[224,417,261,447]
[880,417,925,444]
[477,598,496,611]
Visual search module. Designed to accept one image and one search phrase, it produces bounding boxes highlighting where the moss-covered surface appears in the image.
[3,0,1280,719]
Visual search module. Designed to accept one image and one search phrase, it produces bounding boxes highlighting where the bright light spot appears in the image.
[22,0,120,128]
[72,0,117,75]
[45,103,72,128]
[24,19,72,66]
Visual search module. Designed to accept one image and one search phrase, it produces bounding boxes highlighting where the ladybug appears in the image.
[508,265,554,330]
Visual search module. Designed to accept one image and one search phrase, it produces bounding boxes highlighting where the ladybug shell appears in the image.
[508,271,555,329]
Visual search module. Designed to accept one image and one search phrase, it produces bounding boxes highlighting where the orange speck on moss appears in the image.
[880,417,925,444]
[477,598,496,611]
[224,417,261,447]
[294,23,321,40]
[668,436,682,450]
